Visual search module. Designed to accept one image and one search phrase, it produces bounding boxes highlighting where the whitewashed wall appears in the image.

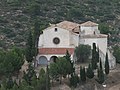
[80,26,98,35]
[38,34,43,47]
[97,38,107,55]
[81,37,107,55]
[70,33,79,47]
[38,27,72,48]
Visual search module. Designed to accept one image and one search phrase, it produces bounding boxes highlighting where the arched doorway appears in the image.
[38,56,48,65]
[50,56,58,63]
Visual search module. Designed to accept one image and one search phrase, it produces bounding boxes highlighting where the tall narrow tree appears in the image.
[25,31,34,62]
[70,74,79,88]
[99,59,102,70]
[65,50,71,62]
[86,63,94,79]
[97,59,105,84]
[96,47,99,62]
[105,53,109,75]
[91,43,97,69]
[33,20,41,56]
[80,66,86,82]
[44,66,51,90]
[33,20,43,67]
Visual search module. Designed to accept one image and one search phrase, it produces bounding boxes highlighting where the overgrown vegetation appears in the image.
[0,48,24,77]
[0,0,120,49]
[75,44,91,63]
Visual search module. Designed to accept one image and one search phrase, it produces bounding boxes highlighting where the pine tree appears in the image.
[105,53,109,75]
[65,50,75,75]
[86,63,94,79]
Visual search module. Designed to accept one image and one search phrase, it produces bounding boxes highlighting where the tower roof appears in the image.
[80,21,98,27]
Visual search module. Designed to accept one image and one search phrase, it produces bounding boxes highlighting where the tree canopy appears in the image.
[0,48,24,76]
[113,45,120,63]
[74,44,91,63]
[49,56,73,84]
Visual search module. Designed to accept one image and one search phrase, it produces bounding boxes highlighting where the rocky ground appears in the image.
[20,62,120,90]
[50,64,120,90]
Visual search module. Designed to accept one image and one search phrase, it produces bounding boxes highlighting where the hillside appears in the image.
[0,0,120,49]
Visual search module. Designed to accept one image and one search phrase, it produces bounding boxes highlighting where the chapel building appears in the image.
[37,21,116,69]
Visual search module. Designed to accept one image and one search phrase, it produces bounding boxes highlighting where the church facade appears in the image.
[37,21,116,69]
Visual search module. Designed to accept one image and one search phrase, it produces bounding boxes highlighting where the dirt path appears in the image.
[109,83,120,90]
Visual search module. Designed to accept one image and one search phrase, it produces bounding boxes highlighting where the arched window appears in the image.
[50,56,58,63]
[38,56,48,65]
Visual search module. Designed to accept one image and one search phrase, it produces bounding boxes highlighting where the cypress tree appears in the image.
[105,53,109,75]
[100,59,102,70]
[65,50,71,62]
[80,66,83,81]
[96,48,99,62]
[80,66,86,82]
[70,74,79,88]
[83,67,86,81]
[97,60,105,84]
[91,43,97,69]
[25,31,34,62]
[86,63,94,79]
[33,21,41,67]
[46,65,50,90]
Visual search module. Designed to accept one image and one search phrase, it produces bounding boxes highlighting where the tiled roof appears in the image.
[80,21,98,27]
[57,21,79,30]
[45,21,80,33]
[82,34,107,38]
[45,21,99,33]
[39,48,74,55]
[56,21,80,33]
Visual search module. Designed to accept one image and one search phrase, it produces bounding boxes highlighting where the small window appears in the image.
[55,28,57,32]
